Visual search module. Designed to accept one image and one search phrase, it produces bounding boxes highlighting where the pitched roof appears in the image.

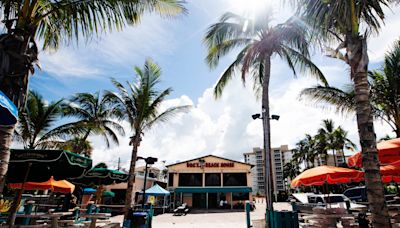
[166,154,253,167]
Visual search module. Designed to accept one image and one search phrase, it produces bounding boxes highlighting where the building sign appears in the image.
[186,162,234,168]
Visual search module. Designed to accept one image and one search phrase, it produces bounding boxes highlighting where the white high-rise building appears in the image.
[244,145,294,196]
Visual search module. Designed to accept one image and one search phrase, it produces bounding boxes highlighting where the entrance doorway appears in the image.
[208,193,218,209]
[192,193,206,208]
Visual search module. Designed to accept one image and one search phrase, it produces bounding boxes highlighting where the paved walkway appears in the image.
[109,202,292,228]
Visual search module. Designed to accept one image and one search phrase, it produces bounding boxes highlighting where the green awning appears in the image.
[174,187,252,193]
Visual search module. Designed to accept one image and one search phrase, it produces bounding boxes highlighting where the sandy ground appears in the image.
[110,202,292,228]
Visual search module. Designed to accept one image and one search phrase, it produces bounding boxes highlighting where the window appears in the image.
[223,173,247,186]
[232,192,249,201]
[179,173,202,186]
[205,173,221,186]
[168,173,174,187]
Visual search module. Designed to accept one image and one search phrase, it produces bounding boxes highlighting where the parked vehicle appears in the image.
[292,193,367,212]
[344,186,398,204]
[343,186,367,202]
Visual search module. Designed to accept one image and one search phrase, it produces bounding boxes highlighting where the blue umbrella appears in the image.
[0,90,18,125]
[83,188,96,194]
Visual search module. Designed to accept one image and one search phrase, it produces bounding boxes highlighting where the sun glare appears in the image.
[231,0,275,17]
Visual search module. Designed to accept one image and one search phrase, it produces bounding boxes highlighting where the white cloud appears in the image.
[89,73,393,170]
[368,7,400,62]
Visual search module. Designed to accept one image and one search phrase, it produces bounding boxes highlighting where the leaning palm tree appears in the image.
[301,39,400,138]
[106,59,191,220]
[204,9,326,209]
[0,0,186,195]
[13,91,67,149]
[291,0,395,225]
[61,92,126,154]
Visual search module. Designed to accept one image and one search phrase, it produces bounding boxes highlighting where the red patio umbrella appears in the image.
[380,160,400,183]
[348,138,400,167]
[291,165,364,188]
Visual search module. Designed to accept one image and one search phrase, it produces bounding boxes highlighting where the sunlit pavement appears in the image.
[109,202,292,227]
[150,202,291,228]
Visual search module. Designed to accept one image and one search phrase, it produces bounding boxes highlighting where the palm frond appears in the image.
[300,85,355,114]
[143,105,191,130]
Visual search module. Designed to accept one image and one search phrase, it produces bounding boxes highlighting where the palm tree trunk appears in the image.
[333,149,337,166]
[0,125,14,194]
[348,35,390,227]
[0,33,34,195]
[261,56,273,210]
[123,134,141,221]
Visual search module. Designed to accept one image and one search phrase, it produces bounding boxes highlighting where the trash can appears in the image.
[131,212,148,228]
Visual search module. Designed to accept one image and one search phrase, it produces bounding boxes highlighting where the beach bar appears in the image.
[167,155,253,210]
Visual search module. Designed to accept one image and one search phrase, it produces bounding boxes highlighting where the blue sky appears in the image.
[26,0,400,168]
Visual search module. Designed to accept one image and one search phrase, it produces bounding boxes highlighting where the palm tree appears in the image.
[291,0,394,225]
[0,0,186,195]
[300,39,400,138]
[60,137,93,157]
[13,91,66,149]
[61,92,126,154]
[332,127,356,165]
[204,8,326,209]
[292,134,316,169]
[317,119,338,165]
[106,58,191,220]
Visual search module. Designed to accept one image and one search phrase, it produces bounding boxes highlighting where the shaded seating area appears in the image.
[137,184,170,215]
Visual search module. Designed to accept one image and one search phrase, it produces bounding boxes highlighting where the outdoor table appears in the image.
[16,212,72,228]
[80,213,111,228]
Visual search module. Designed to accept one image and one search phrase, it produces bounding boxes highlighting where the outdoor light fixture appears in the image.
[199,159,206,168]
[271,115,280,121]
[251,113,280,121]
[136,156,158,209]
[251,114,261,120]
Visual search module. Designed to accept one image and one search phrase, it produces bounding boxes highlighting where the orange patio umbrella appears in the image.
[348,138,400,167]
[8,176,75,194]
[291,165,364,188]
[380,160,400,183]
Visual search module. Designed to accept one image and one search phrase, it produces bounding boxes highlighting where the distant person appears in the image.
[224,200,228,208]
[220,200,224,208]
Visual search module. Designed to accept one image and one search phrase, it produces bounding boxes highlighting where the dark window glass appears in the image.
[168,173,174,187]
[179,173,202,186]
[205,173,221,186]
[223,173,247,186]
[232,192,249,201]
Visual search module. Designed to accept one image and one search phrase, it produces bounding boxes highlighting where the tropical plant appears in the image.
[61,92,126,154]
[106,58,191,220]
[332,126,356,164]
[204,8,326,209]
[60,137,93,157]
[0,0,186,198]
[292,134,317,169]
[291,0,395,225]
[13,91,66,149]
[301,39,400,138]
[283,161,300,180]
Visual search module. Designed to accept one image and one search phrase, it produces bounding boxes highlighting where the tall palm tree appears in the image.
[0,0,186,195]
[301,39,400,137]
[291,0,395,225]
[204,9,326,210]
[332,126,356,165]
[61,92,126,154]
[106,59,191,220]
[13,91,67,149]
[317,119,338,165]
